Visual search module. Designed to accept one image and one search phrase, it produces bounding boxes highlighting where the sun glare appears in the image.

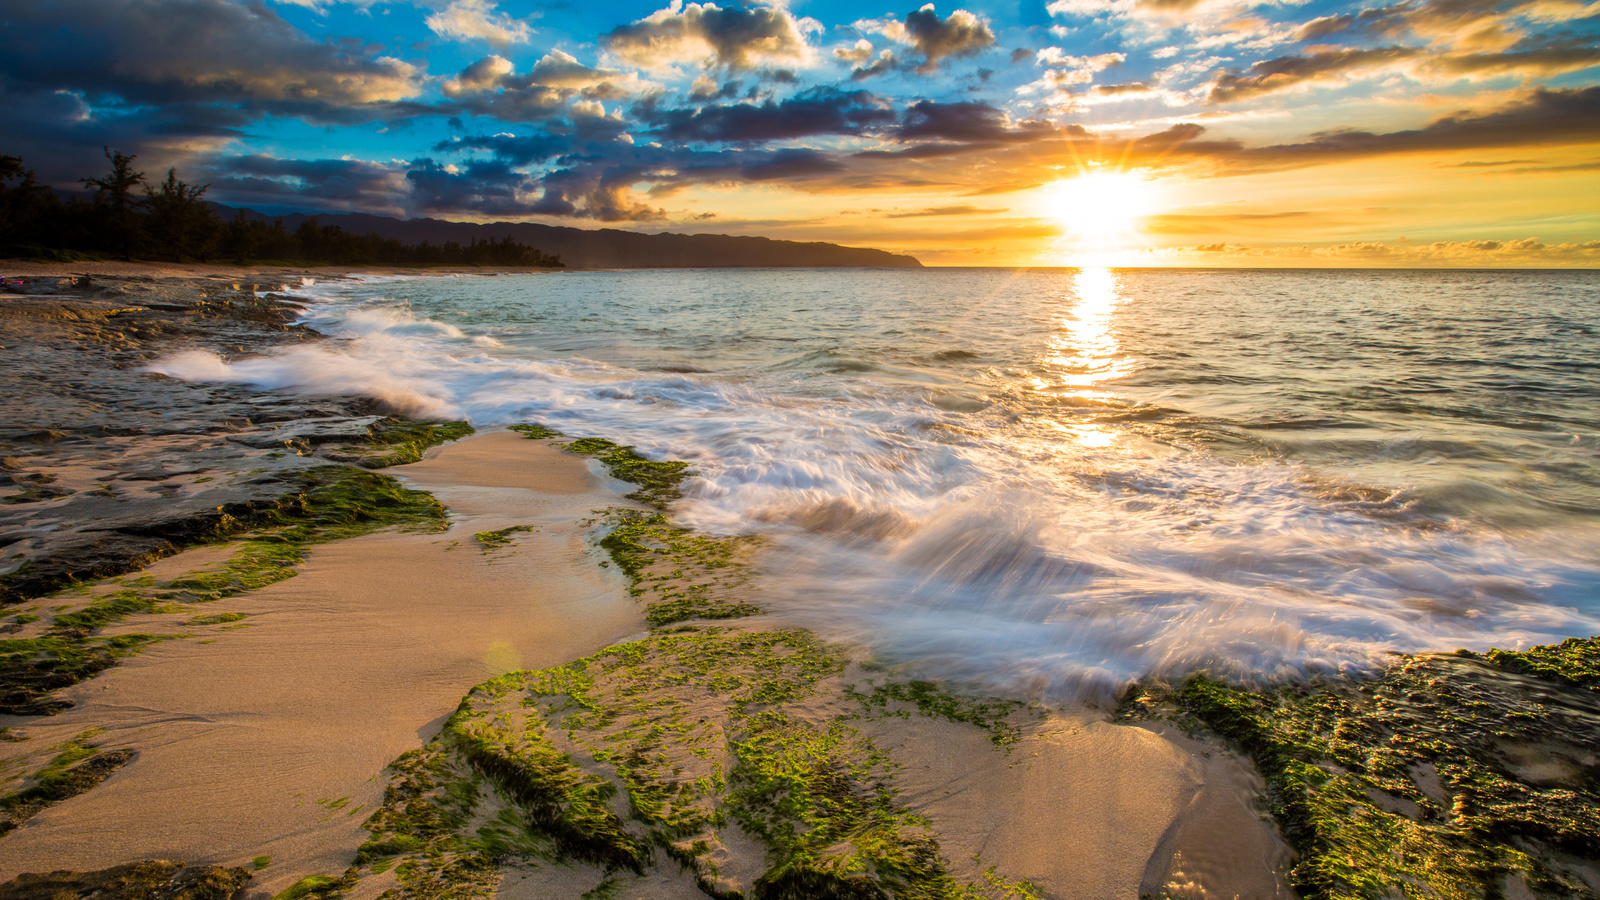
[1041,171,1159,256]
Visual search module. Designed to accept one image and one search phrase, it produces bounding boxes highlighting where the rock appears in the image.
[0,861,249,900]
[226,416,384,450]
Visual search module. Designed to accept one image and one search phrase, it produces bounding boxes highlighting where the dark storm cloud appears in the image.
[645,88,895,143]
[1207,47,1421,103]
[0,85,251,185]
[436,134,568,166]
[896,101,1052,142]
[406,158,544,217]
[901,5,997,73]
[195,154,412,214]
[602,1,811,71]
[738,148,847,180]
[851,52,903,81]
[1239,85,1600,163]
[1425,39,1600,77]
[0,0,421,111]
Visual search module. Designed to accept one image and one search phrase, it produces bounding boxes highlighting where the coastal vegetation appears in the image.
[0,150,564,268]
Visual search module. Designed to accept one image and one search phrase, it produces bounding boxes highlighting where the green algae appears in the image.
[593,509,761,627]
[563,438,690,509]
[1121,647,1600,900]
[271,875,348,900]
[847,680,1027,746]
[185,612,248,626]
[329,625,1044,900]
[0,860,251,900]
[357,419,475,468]
[252,857,272,871]
[508,424,563,439]
[0,730,134,835]
[1480,636,1600,693]
[0,466,448,714]
[474,526,536,552]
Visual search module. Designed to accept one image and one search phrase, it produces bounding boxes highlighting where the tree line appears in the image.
[0,148,564,268]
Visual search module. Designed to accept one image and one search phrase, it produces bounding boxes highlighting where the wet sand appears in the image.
[0,436,644,896]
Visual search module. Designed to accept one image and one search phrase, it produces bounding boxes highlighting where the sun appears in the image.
[1041,171,1159,250]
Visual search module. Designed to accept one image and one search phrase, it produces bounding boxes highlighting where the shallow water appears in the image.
[151,267,1600,699]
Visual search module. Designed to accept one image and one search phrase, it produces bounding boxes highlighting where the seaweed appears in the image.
[1481,636,1600,693]
[357,419,475,468]
[508,424,563,440]
[0,860,250,900]
[592,509,761,627]
[847,680,1027,746]
[0,730,135,834]
[563,438,690,509]
[1121,645,1600,900]
[474,526,536,552]
[0,466,448,714]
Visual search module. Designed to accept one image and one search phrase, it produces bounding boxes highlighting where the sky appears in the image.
[1,0,1597,266]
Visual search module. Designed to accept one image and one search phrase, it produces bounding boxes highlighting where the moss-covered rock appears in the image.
[0,466,447,714]
[563,438,689,509]
[0,730,134,834]
[1121,645,1600,899]
[0,861,249,900]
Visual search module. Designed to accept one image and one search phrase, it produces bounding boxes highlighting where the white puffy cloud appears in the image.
[426,0,534,48]
[603,1,814,71]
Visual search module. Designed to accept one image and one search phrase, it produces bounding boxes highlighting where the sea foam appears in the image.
[148,271,1600,701]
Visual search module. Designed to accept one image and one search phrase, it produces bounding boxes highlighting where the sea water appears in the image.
[152,267,1600,699]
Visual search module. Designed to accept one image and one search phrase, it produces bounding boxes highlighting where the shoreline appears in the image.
[0,270,1595,900]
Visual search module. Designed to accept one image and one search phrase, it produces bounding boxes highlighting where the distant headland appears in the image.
[230,210,925,270]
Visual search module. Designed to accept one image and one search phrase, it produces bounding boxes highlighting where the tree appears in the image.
[81,147,145,259]
[0,154,57,246]
[144,168,215,261]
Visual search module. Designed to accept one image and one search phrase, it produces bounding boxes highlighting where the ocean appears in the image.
[152,267,1600,700]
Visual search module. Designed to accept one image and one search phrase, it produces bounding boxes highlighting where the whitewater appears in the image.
[149,267,1600,700]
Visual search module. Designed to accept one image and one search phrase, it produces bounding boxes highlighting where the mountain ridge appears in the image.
[226,207,923,269]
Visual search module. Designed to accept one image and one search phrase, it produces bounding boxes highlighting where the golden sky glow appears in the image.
[7,0,1597,267]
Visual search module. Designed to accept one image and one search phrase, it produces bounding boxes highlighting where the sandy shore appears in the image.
[0,267,1299,900]
[1,260,568,281]
[0,435,644,894]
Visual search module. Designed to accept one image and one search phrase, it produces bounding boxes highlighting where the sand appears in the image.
[0,435,644,896]
[0,431,1295,898]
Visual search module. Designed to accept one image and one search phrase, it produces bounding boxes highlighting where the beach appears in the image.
[1,263,1597,900]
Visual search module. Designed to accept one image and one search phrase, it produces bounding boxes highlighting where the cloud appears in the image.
[434,133,567,166]
[896,100,1054,142]
[886,204,999,216]
[1207,46,1421,103]
[603,1,813,71]
[200,154,412,214]
[646,87,894,143]
[851,50,902,81]
[425,0,534,48]
[902,4,997,72]
[1236,85,1600,163]
[440,52,654,121]
[835,39,876,63]
[0,0,422,111]
[405,157,547,216]
[864,4,996,73]
[1423,39,1600,78]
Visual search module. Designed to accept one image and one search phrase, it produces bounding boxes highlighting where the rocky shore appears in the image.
[0,265,1595,900]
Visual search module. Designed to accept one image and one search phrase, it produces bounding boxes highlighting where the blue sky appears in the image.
[2,0,1597,264]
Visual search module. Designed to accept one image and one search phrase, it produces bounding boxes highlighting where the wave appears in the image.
[146,274,1600,702]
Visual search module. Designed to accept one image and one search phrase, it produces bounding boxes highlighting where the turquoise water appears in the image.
[154,268,1600,698]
